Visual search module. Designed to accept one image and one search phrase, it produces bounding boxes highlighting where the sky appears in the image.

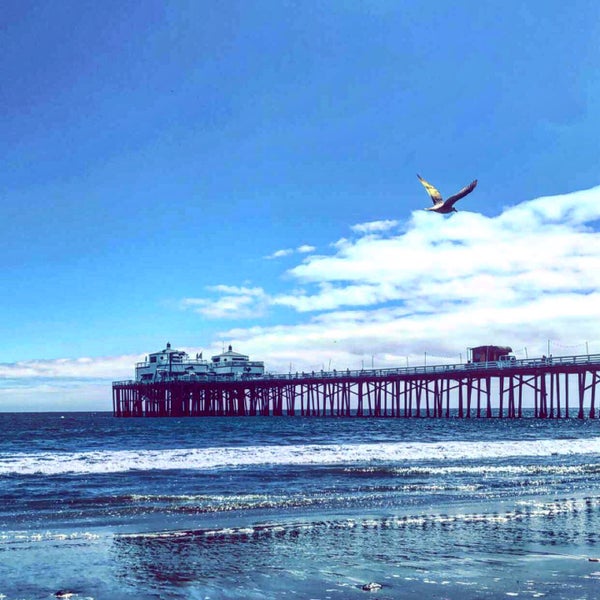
[1,0,599,411]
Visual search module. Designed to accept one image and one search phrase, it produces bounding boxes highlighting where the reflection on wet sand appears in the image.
[111,497,600,599]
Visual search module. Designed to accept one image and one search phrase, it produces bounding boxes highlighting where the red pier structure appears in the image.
[112,353,600,418]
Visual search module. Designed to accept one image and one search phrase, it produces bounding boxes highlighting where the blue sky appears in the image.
[1,0,599,410]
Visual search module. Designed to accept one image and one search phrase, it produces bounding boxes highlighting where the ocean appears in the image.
[1,412,600,599]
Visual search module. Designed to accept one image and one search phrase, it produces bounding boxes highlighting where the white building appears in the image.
[210,345,265,378]
[135,343,264,382]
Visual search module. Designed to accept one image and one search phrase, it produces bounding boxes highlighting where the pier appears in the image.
[112,353,600,418]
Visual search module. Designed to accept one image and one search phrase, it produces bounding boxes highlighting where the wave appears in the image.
[124,485,481,513]
[344,463,600,477]
[2,437,600,476]
[0,530,101,544]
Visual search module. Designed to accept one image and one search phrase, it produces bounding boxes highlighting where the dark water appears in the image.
[1,412,600,599]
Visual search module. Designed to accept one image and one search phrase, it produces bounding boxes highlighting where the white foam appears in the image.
[353,463,598,477]
[1,437,600,476]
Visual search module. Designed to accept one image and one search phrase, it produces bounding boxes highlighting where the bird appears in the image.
[417,174,477,213]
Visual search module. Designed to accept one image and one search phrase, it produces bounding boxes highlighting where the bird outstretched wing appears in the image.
[445,180,478,208]
[417,174,443,204]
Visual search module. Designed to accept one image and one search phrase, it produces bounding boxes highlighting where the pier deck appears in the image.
[113,353,600,418]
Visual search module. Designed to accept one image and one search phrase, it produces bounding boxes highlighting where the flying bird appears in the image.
[417,174,477,214]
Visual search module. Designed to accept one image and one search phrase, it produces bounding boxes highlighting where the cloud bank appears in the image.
[0,353,141,412]
[185,185,600,372]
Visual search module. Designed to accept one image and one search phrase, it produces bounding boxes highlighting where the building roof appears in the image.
[211,345,249,360]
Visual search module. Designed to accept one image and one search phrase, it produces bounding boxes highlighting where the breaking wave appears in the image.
[2,437,600,476]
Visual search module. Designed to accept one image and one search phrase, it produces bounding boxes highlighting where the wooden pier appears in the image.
[113,353,600,418]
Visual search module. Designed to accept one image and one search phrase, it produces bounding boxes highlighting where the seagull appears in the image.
[417,174,477,214]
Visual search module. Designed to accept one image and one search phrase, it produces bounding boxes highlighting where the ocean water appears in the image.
[2,413,600,599]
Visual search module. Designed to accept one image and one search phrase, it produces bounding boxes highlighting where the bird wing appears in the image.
[445,179,478,208]
[417,174,443,204]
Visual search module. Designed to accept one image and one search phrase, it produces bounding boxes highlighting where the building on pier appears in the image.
[468,345,514,364]
[135,343,264,382]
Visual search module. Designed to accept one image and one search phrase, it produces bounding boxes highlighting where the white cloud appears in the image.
[265,244,316,259]
[265,248,294,259]
[271,282,401,312]
[297,244,316,253]
[281,193,600,310]
[0,353,139,381]
[350,219,399,234]
[0,381,112,412]
[181,285,268,319]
